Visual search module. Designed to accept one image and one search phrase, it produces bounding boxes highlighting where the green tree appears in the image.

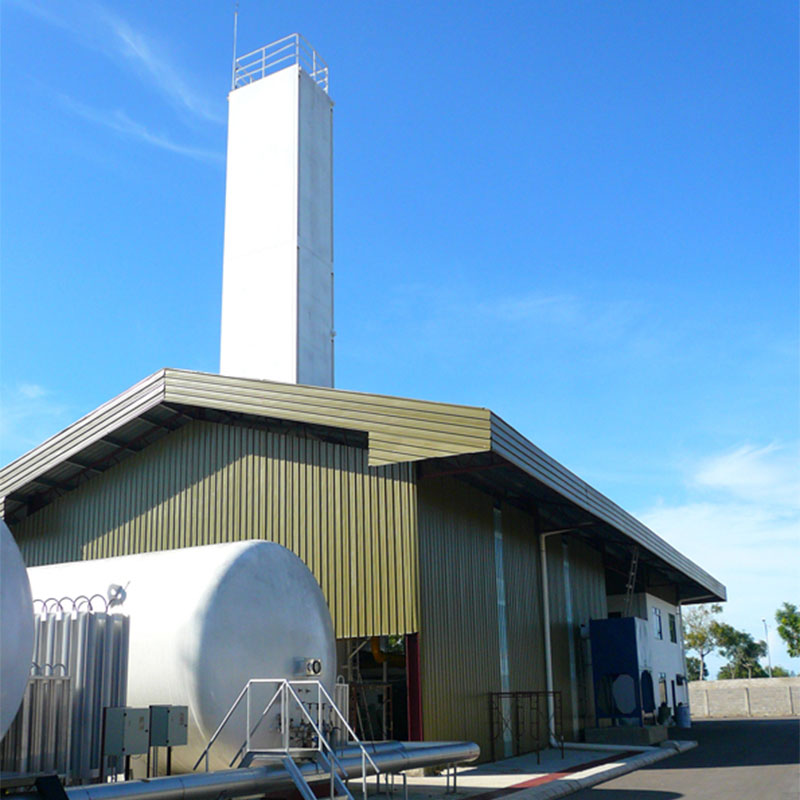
[771,666,795,677]
[683,603,722,681]
[775,602,800,658]
[713,622,767,679]
[685,655,708,681]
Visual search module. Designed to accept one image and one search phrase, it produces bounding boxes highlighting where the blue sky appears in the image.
[2,1,797,675]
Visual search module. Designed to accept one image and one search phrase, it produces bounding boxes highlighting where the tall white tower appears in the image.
[220,35,334,387]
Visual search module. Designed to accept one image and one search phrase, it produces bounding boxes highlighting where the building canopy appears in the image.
[0,368,725,604]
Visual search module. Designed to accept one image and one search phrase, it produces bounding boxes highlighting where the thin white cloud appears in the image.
[693,442,800,509]
[479,291,647,346]
[98,9,224,125]
[638,441,800,672]
[0,385,71,465]
[8,0,224,125]
[60,95,224,165]
[18,383,48,400]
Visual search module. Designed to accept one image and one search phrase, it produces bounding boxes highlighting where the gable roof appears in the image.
[0,368,725,603]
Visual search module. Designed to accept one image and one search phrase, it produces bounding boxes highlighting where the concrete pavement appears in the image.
[565,717,800,799]
[394,739,693,800]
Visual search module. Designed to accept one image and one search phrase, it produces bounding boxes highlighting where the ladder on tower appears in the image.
[623,546,639,617]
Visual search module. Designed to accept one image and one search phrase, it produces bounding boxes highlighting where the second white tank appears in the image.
[27,540,336,772]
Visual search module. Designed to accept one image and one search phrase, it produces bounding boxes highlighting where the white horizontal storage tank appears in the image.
[0,520,34,739]
[27,541,336,772]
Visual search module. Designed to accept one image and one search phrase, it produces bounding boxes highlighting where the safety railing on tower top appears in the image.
[233,34,329,93]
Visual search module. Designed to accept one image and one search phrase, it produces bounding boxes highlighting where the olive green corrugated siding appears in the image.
[417,483,556,759]
[502,506,547,693]
[12,421,418,639]
[546,536,607,737]
[417,477,500,757]
[565,538,606,731]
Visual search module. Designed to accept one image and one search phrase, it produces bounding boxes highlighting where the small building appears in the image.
[0,368,725,758]
[606,591,690,712]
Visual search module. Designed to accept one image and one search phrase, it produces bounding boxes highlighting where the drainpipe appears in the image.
[539,527,558,743]
[538,522,658,754]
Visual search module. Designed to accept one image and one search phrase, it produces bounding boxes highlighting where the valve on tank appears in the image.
[301,657,323,676]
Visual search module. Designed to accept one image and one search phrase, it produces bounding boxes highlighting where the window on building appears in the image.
[669,613,677,643]
[653,607,663,640]
[608,611,621,619]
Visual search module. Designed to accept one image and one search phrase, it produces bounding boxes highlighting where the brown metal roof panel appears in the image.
[165,386,490,447]
[490,413,726,602]
[0,371,166,499]
[164,369,491,424]
[368,433,491,463]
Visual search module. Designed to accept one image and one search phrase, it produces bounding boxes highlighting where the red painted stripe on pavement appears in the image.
[463,750,641,800]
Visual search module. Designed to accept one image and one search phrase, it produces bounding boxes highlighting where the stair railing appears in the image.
[193,678,380,800]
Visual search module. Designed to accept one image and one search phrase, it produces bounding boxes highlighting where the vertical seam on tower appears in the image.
[295,67,301,384]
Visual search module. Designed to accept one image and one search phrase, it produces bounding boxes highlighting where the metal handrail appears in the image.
[228,682,285,766]
[194,678,379,795]
[192,682,251,770]
[315,681,379,773]
[232,33,328,93]
[282,682,376,800]
[240,679,380,772]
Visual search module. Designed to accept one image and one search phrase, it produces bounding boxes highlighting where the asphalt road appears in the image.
[569,718,799,800]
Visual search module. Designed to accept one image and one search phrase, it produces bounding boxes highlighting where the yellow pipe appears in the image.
[370,636,405,668]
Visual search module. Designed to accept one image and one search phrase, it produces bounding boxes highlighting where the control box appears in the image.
[103,707,150,756]
[149,705,189,747]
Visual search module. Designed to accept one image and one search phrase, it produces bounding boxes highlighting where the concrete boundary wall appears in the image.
[689,677,800,718]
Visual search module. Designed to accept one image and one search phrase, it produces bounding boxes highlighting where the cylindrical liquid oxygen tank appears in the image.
[28,541,336,772]
[0,519,35,739]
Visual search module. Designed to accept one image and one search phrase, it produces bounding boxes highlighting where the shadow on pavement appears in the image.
[655,718,800,769]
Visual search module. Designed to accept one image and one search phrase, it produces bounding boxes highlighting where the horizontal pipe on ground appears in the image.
[10,741,479,800]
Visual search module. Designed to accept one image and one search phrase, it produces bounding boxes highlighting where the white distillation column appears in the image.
[220,36,334,387]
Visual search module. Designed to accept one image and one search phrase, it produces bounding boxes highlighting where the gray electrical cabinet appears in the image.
[103,707,150,756]
[149,705,189,747]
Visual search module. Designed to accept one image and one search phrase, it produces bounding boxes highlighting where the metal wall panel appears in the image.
[502,506,547,693]
[545,536,607,737]
[417,476,500,757]
[417,480,557,757]
[12,421,418,639]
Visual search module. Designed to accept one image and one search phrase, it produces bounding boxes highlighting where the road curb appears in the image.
[503,740,698,800]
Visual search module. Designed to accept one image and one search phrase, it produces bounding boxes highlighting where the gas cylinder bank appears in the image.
[26,540,337,773]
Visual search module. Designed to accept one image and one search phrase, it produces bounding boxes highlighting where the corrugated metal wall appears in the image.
[546,536,607,737]
[417,476,500,756]
[502,506,547,692]
[416,478,551,758]
[12,421,418,639]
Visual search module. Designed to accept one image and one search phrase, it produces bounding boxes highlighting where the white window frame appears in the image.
[668,613,678,643]
[653,607,663,640]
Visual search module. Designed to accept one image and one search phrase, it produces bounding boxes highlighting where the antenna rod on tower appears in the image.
[231,3,239,90]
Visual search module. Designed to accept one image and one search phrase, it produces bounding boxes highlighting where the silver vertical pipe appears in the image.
[72,611,89,780]
[32,613,42,670]
[82,612,97,778]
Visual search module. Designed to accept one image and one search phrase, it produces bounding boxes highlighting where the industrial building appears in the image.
[0,368,726,757]
[1,35,725,765]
